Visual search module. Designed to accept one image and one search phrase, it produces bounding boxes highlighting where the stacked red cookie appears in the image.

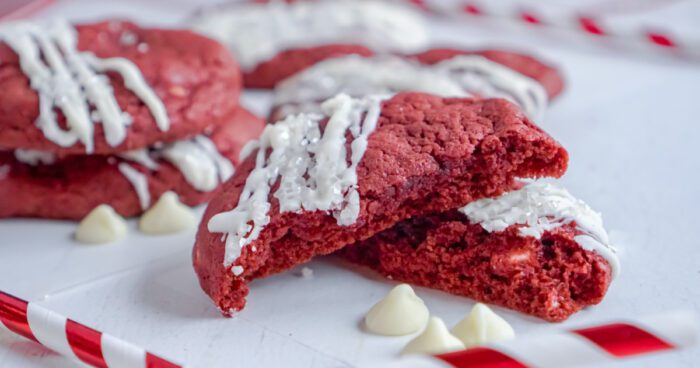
[0,20,264,219]
[189,1,619,322]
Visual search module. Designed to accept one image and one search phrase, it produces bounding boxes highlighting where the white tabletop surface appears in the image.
[1,1,699,367]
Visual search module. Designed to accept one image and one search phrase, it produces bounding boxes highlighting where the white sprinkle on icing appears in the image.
[274,56,468,117]
[460,182,619,277]
[14,149,55,166]
[190,0,428,70]
[0,20,169,152]
[431,55,548,119]
[117,162,151,210]
[207,94,382,271]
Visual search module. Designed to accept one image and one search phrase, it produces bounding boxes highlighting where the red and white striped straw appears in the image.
[0,291,182,368]
[377,310,697,368]
[407,0,700,59]
[0,0,56,21]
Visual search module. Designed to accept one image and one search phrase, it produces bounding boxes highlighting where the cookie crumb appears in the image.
[300,267,313,279]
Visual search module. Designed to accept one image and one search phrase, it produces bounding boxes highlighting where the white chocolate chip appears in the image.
[75,205,128,244]
[451,303,515,347]
[138,191,198,235]
[365,284,429,336]
[401,317,464,355]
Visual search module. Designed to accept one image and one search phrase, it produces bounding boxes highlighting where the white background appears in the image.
[1,0,699,367]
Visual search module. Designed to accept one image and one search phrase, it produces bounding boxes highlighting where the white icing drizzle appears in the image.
[118,135,234,192]
[10,134,233,204]
[274,56,468,117]
[117,162,151,210]
[0,20,169,152]
[460,181,620,277]
[190,0,428,70]
[207,94,382,270]
[238,140,259,162]
[160,135,235,192]
[274,54,548,119]
[118,149,159,170]
[431,55,548,119]
[14,149,55,166]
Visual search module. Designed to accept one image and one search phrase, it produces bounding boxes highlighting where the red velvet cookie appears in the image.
[0,108,264,220]
[0,20,241,154]
[189,0,428,88]
[411,48,565,99]
[341,182,618,322]
[192,93,568,315]
[243,45,374,89]
[270,49,563,123]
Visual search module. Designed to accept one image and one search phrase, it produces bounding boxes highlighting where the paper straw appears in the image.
[374,310,697,368]
[407,0,700,59]
[0,291,182,368]
[0,0,56,21]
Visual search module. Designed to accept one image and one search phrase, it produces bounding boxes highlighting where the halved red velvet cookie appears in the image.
[192,93,568,315]
[341,182,618,322]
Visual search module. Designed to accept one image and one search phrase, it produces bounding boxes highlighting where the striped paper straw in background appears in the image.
[373,310,697,368]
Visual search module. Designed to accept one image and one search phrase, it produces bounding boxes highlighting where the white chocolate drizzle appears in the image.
[432,55,548,119]
[189,0,428,70]
[14,149,55,166]
[460,181,619,277]
[160,135,235,192]
[117,162,150,210]
[0,20,169,153]
[119,135,235,193]
[207,94,382,271]
[274,54,548,119]
[9,134,233,209]
[274,56,468,117]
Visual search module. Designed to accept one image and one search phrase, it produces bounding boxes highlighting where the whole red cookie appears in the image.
[193,93,568,315]
[189,0,428,89]
[0,108,264,220]
[0,20,242,154]
[411,48,565,99]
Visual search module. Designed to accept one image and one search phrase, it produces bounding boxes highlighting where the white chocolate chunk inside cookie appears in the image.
[401,317,464,355]
[139,191,198,235]
[75,205,128,244]
[451,303,515,347]
[365,284,429,336]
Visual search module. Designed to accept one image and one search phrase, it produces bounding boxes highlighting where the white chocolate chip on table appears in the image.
[365,284,429,336]
[139,192,198,235]
[75,205,128,244]
[401,317,465,356]
[451,303,515,347]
